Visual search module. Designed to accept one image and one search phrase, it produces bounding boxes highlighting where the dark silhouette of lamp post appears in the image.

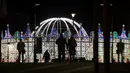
[79,23,83,57]
[71,13,76,57]
[93,0,99,73]
[102,0,111,73]
[34,4,40,63]
[100,3,113,63]
[71,13,76,38]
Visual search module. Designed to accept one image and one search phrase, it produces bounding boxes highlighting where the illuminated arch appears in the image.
[35,17,88,38]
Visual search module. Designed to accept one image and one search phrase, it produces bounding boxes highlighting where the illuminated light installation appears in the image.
[110,24,129,63]
[1,18,130,63]
[13,31,20,40]
[128,31,130,39]
[98,23,103,38]
[35,17,89,61]
[98,23,104,62]
[113,31,118,39]
[35,17,88,37]
[24,23,32,37]
[128,31,130,55]
[120,24,127,39]
[97,24,130,63]
[4,24,12,39]
[1,31,3,38]
[1,18,90,63]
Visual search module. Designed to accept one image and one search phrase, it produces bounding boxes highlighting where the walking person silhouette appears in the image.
[116,39,124,63]
[56,33,67,62]
[68,35,77,63]
[17,39,25,63]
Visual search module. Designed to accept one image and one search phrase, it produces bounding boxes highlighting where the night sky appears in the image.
[113,0,130,35]
[5,0,130,35]
[6,0,93,34]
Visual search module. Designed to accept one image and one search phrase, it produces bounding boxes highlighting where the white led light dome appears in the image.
[35,17,88,38]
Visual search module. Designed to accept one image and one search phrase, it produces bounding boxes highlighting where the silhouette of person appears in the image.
[56,33,67,62]
[17,39,25,63]
[116,39,124,63]
[43,50,50,64]
[68,35,77,62]
[112,58,116,63]
[126,58,130,63]
[1,58,4,62]
[0,52,1,62]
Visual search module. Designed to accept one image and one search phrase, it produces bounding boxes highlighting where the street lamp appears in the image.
[71,13,79,57]
[71,13,76,25]
[71,13,76,18]
[34,4,40,27]
[79,23,83,57]
[71,13,76,31]
[34,4,40,63]
[71,13,76,19]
